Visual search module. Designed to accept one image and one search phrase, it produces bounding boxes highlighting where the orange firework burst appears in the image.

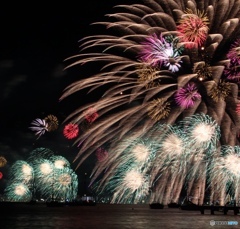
[0,156,7,167]
[208,80,231,103]
[137,64,161,89]
[44,114,58,132]
[177,9,209,48]
[147,98,171,121]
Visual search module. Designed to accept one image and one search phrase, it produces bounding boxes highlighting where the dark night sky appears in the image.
[0,1,134,193]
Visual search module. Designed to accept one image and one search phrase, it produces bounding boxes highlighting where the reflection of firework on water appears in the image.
[63,123,79,139]
[4,183,32,202]
[0,156,7,167]
[61,1,240,204]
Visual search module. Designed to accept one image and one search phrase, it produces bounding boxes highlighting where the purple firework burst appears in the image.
[227,38,240,65]
[174,83,201,109]
[29,118,48,139]
[139,33,182,72]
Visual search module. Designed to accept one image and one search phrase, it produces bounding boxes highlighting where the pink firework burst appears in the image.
[63,123,79,139]
[95,147,108,162]
[227,38,240,65]
[224,65,240,82]
[174,83,201,109]
[177,10,209,48]
[84,107,99,123]
[236,103,240,116]
[139,33,182,72]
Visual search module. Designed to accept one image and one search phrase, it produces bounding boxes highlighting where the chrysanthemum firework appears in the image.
[147,98,171,121]
[208,80,231,103]
[0,156,7,167]
[227,38,240,65]
[177,9,209,48]
[63,123,79,139]
[61,0,240,204]
[139,33,183,72]
[4,183,32,202]
[84,107,99,123]
[29,118,48,139]
[174,83,201,108]
[44,114,58,132]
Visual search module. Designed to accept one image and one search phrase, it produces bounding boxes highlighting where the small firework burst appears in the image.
[236,103,240,116]
[139,33,183,72]
[177,9,209,48]
[84,107,99,123]
[29,118,48,139]
[224,65,240,82]
[4,183,32,202]
[227,38,240,65]
[0,156,7,167]
[208,80,231,102]
[193,63,212,81]
[44,114,58,132]
[95,147,109,162]
[147,98,171,121]
[174,83,201,109]
[63,123,79,139]
[136,64,161,89]
[0,172,3,179]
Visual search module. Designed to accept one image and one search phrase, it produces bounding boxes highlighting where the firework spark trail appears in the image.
[61,0,240,204]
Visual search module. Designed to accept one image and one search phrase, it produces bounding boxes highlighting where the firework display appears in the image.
[29,114,59,139]
[63,123,79,139]
[60,0,240,205]
[3,148,78,202]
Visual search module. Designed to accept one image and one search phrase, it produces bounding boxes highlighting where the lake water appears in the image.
[0,203,239,229]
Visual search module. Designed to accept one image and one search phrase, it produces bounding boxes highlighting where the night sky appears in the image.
[0,1,133,193]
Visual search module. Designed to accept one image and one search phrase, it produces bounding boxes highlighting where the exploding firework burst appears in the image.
[177,9,209,48]
[44,114,58,132]
[0,156,7,167]
[174,83,201,108]
[63,123,79,139]
[60,0,240,204]
[29,118,48,139]
[4,183,32,202]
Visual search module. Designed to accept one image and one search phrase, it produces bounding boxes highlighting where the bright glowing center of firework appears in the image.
[123,170,144,191]
[225,154,240,177]
[58,174,71,185]
[192,123,214,143]
[40,163,53,175]
[15,185,26,196]
[132,144,150,162]
[54,160,66,169]
[162,134,183,155]
[22,164,32,176]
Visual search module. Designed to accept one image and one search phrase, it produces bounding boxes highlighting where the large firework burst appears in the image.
[61,0,240,204]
